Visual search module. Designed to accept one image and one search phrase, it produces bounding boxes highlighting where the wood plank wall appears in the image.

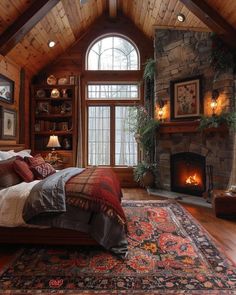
[0,55,31,148]
[34,14,154,186]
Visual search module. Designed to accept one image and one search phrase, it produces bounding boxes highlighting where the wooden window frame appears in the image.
[83,72,144,167]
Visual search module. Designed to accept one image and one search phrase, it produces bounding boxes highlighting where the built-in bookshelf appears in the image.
[31,84,78,168]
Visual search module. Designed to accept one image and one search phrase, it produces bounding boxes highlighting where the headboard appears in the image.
[0,144,26,152]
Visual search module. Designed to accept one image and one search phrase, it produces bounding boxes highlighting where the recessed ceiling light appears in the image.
[48,40,56,48]
[177,13,185,22]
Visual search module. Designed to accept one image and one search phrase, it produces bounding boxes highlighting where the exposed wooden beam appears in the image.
[0,0,60,56]
[109,0,117,18]
[179,0,236,48]
[153,25,211,32]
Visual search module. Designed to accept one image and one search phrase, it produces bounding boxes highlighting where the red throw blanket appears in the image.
[65,168,126,225]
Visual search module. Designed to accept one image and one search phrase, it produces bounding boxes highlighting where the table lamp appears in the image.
[47,135,61,151]
[46,135,61,164]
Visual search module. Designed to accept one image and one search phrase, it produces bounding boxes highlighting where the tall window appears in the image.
[86,35,140,167]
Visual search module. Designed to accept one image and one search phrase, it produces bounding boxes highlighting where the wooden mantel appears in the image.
[159,120,200,134]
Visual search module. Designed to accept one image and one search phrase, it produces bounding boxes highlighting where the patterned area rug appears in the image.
[0,200,236,295]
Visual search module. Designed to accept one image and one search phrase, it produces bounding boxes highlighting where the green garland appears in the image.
[198,112,236,131]
[143,58,156,81]
[129,105,159,158]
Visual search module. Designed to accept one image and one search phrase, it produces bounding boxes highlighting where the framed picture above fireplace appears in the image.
[170,75,202,120]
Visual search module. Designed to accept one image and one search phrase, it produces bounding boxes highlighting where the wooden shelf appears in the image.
[34,131,73,135]
[158,120,229,135]
[159,120,200,134]
[34,149,73,153]
[31,83,77,167]
[34,84,74,88]
[35,114,72,119]
[34,97,72,101]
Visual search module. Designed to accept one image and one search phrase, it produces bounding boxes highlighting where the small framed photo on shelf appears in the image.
[170,75,202,120]
[0,74,14,104]
[34,123,40,132]
[0,107,17,139]
[69,75,76,85]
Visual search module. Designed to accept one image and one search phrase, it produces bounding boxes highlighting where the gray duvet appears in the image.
[22,168,128,258]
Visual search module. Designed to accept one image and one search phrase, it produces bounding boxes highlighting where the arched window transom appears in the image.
[87,36,139,70]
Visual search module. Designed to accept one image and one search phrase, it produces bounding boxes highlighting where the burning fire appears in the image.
[185,174,199,186]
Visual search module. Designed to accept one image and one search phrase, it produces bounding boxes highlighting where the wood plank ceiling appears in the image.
[118,0,208,36]
[204,0,236,29]
[0,0,235,75]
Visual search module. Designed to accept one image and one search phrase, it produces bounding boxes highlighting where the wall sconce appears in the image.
[158,107,164,121]
[157,99,166,122]
[210,89,219,116]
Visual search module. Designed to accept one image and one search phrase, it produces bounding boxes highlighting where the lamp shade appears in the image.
[47,135,61,148]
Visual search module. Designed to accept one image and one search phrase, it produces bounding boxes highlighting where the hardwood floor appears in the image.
[122,188,236,265]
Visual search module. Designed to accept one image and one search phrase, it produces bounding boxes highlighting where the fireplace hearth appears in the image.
[171,152,206,196]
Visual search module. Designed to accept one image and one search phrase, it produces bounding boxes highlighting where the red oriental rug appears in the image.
[0,200,236,295]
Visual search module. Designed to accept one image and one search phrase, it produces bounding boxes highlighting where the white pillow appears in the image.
[16,149,32,158]
[0,149,32,160]
[0,150,15,160]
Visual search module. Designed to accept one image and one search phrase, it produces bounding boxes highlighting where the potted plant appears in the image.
[133,162,157,188]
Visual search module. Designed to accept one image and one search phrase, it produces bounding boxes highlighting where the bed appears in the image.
[0,146,128,258]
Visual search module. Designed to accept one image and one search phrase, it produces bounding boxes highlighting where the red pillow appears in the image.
[13,158,35,182]
[25,154,56,179]
[0,156,22,188]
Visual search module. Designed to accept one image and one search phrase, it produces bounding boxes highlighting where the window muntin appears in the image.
[88,106,110,166]
[87,84,139,100]
[87,106,137,166]
[87,36,139,70]
[115,107,137,166]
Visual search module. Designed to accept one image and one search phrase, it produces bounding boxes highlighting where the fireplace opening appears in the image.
[171,152,206,196]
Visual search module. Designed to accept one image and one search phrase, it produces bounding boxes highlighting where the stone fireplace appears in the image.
[171,152,206,196]
[156,130,234,194]
[153,29,235,196]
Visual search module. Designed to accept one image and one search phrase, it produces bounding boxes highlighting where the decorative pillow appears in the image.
[0,156,22,188]
[25,154,56,179]
[13,158,35,182]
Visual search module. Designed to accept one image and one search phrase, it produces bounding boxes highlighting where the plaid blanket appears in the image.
[65,168,126,225]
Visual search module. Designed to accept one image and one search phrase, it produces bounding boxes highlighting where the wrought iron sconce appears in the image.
[157,99,166,122]
[210,89,219,116]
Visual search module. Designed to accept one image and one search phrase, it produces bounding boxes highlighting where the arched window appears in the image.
[87,35,139,70]
[85,35,141,167]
